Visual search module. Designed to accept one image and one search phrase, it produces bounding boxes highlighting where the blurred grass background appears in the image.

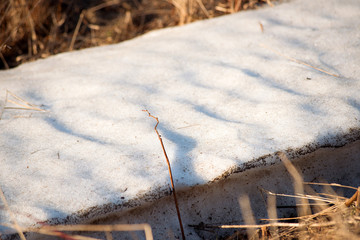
[0,0,275,70]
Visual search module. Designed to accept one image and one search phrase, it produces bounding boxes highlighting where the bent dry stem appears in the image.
[143,110,186,240]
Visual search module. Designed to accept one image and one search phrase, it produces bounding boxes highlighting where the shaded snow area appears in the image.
[0,0,360,237]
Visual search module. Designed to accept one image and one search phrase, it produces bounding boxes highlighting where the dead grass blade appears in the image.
[168,0,188,25]
[261,188,338,204]
[208,221,338,229]
[0,186,26,240]
[1,90,47,117]
[143,109,186,240]
[24,224,153,240]
[304,182,358,190]
[191,177,359,239]
[239,194,259,240]
[1,90,48,120]
[278,152,311,217]
[195,0,210,18]
[19,0,38,56]
[278,152,311,239]
[104,231,113,240]
[262,204,338,222]
[260,43,340,78]
[266,194,279,239]
[32,230,100,240]
[209,196,360,239]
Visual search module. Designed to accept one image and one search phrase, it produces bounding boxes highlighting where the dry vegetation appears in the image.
[1,1,359,239]
[1,155,359,239]
[0,0,275,70]
[216,153,360,240]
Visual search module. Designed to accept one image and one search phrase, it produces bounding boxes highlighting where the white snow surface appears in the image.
[1,0,360,228]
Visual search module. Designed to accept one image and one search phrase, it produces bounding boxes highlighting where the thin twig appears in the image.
[260,43,340,78]
[143,109,186,240]
[356,187,360,215]
[0,90,6,120]
[70,10,85,51]
[87,0,121,13]
[0,51,9,69]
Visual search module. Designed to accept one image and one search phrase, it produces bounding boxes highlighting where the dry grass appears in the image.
[0,90,48,120]
[0,0,275,69]
[209,153,360,240]
[2,152,359,239]
[259,43,340,78]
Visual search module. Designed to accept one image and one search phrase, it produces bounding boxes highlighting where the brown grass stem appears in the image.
[143,109,186,240]
[345,188,359,207]
[69,10,85,51]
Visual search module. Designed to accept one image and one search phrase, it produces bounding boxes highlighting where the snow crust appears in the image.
[0,0,359,229]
